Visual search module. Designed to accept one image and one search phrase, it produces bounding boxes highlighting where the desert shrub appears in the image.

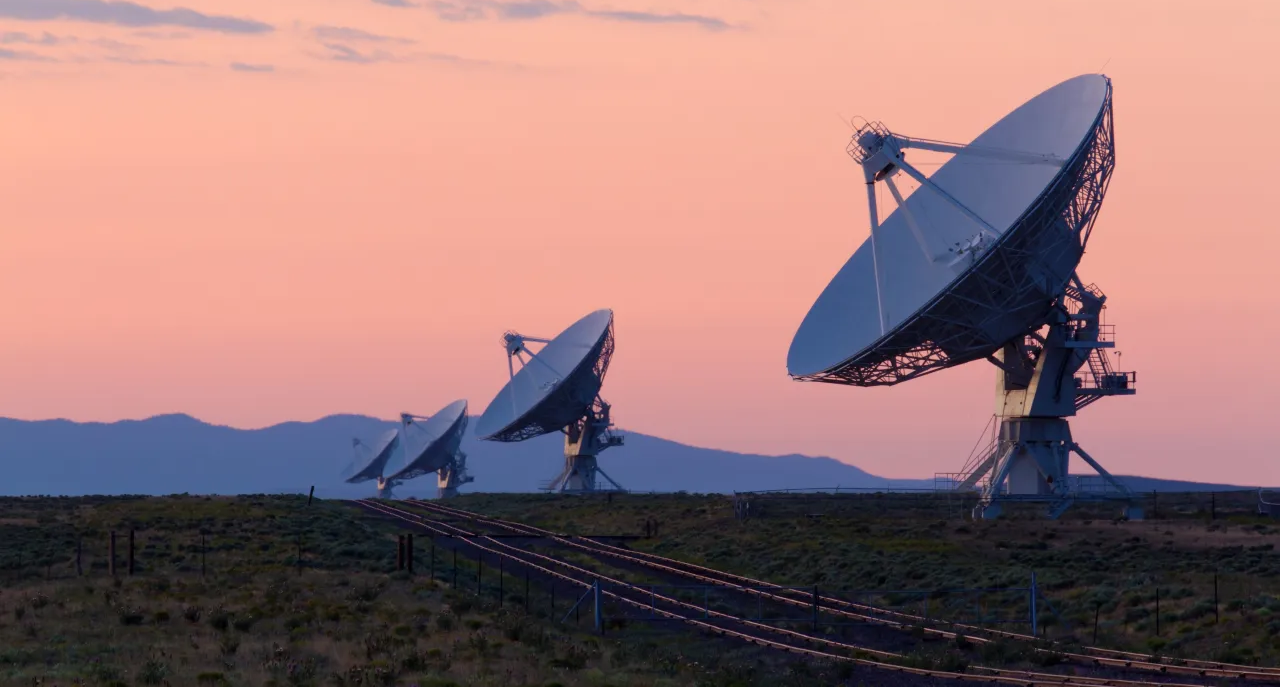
[138,658,170,684]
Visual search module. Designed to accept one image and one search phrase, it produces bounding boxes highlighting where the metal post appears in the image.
[307,486,314,506]
[406,534,414,575]
[1211,492,1216,520]
[813,586,819,632]
[109,531,116,577]
[594,579,603,634]
[1214,571,1220,624]
[128,530,135,576]
[1029,572,1038,637]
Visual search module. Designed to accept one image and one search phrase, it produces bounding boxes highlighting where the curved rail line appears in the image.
[397,498,1280,683]
[356,499,1227,687]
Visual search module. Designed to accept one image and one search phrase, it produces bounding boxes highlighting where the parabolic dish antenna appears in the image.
[476,308,625,493]
[345,428,402,498]
[388,399,474,499]
[788,74,1113,386]
[789,74,1141,520]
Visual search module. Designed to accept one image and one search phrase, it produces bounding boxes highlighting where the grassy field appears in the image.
[456,490,1280,665]
[6,491,1280,686]
[0,495,854,687]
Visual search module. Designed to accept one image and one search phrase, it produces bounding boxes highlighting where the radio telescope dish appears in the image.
[476,309,625,493]
[789,74,1113,386]
[789,74,1141,520]
[345,428,402,498]
[387,399,474,499]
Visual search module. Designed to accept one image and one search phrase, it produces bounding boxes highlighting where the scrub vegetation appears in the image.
[458,489,1280,665]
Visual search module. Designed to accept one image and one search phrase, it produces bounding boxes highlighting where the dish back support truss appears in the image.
[397,412,474,499]
[797,85,1115,387]
[488,321,616,442]
[497,319,626,494]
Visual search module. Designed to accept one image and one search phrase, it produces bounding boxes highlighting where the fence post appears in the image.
[1155,586,1161,636]
[430,542,435,582]
[525,569,530,612]
[1211,492,1216,520]
[1153,491,1158,519]
[813,586,820,632]
[128,530,135,576]
[307,486,315,507]
[1093,603,1100,644]
[396,535,405,571]
[593,579,603,634]
[109,531,116,577]
[551,582,556,617]
[1029,571,1038,637]
[1214,571,1220,624]
[452,548,457,588]
[477,553,483,595]
[200,534,206,578]
[76,537,83,577]
[499,557,504,607]
[406,534,414,575]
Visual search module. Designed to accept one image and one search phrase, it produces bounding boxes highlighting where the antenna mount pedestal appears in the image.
[547,398,625,493]
[954,279,1141,520]
[437,452,474,499]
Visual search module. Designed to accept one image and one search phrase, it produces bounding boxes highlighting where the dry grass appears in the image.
[0,495,851,687]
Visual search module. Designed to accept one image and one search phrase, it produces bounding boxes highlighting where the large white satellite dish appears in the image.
[789,74,1140,520]
[476,308,625,493]
[345,428,402,498]
[388,399,474,499]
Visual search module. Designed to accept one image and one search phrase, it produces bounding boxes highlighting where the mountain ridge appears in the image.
[0,414,1260,497]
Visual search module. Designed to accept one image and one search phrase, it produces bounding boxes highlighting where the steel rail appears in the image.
[399,499,1280,683]
[357,500,1219,687]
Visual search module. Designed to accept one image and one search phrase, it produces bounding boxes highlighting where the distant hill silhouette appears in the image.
[0,414,1258,497]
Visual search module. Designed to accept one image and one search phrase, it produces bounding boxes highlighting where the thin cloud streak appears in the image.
[0,46,57,60]
[230,61,274,72]
[425,0,731,30]
[313,25,415,44]
[0,0,273,34]
[1,31,65,45]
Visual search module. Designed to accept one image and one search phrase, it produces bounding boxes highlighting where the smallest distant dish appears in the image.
[346,428,401,484]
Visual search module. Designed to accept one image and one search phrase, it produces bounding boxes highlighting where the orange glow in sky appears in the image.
[2,0,1278,484]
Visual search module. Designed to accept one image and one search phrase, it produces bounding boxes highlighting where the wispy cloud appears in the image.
[373,0,416,6]
[1,31,65,45]
[0,46,57,60]
[424,0,731,30]
[313,25,415,44]
[105,54,200,66]
[230,61,273,72]
[319,42,398,64]
[0,0,274,34]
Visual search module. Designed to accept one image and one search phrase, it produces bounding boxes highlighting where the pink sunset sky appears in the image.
[2,0,1278,485]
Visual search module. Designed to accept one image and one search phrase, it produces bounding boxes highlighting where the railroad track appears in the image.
[391,498,1280,684]
[353,498,1241,687]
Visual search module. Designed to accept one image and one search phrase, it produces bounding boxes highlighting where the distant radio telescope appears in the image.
[475,309,625,493]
